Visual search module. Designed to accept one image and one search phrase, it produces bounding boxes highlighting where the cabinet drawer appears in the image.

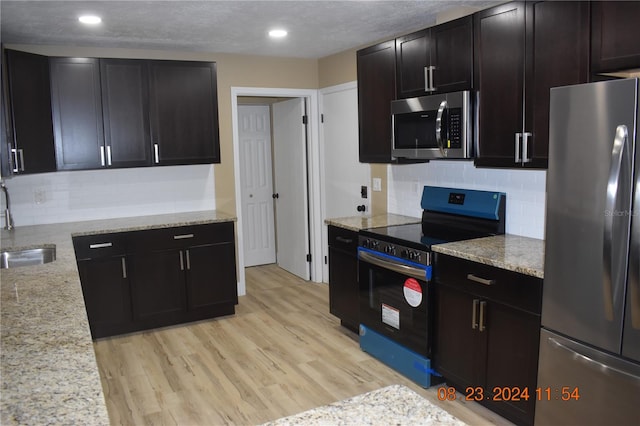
[328,225,358,254]
[73,233,128,260]
[434,253,542,314]
[128,222,234,252]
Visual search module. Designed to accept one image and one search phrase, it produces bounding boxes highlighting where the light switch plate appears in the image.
[373,178,382,192]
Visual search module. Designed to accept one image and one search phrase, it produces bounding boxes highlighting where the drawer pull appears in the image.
[467,273,496,286]
[173,234,194,240]
[89,242,113,249]
[336,236,353,244]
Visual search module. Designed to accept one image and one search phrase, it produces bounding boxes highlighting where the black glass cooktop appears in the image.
[360,222,485,250]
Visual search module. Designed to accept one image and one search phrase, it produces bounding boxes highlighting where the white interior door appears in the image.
[320,83,371,281]
[273,98,310,280]
[238,105,276,267]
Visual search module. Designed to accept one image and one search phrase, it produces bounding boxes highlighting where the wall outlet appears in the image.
[373,178,382,192]
[33,189,46,205]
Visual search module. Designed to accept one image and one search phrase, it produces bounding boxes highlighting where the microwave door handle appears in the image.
[435,100,447,157]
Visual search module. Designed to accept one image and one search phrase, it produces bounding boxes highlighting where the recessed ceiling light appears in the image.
[268,29,288,38]
[79,15,102,25]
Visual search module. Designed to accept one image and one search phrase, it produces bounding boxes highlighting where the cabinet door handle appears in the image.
[185,249,191,270]
[154,143,160,164]
[429,65,436,92]
[100,146,106,166]
[106,145,112,166]
[89,242,113,249]
[479,301,487,332]
[121,257,127,279]
[11,148,25,172]
[514,133,522,163]
[522,132,532,163]
[11,148,19,173]
[467,273,496,286]
[424,66,429,92]
[179,250,185,271]
[472,299,479,329]
[425,66,436,92]
[173,234,194,240]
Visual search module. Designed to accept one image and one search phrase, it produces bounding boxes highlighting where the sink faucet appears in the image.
[1,180,14,231]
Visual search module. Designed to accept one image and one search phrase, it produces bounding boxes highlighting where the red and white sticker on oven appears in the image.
[403,278,423,307]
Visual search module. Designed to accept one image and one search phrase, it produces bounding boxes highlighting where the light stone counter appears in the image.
[0,210,235,425]
[263,384,466,425]
[432,234,545,279]
[324,214,421,232]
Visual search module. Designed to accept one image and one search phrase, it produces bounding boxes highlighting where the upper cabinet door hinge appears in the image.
[306,253,312,262]
[302,115,308,125]
[321,113,324,123]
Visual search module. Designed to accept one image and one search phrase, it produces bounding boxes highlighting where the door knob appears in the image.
[357,205,366,212]
[272,193,279,199]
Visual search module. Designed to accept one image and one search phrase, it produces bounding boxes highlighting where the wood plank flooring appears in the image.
[93,264,511,425]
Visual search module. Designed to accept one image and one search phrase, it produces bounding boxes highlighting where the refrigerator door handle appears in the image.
[603,124,630,321]
[548,337,640,384]
[631,160,640,330]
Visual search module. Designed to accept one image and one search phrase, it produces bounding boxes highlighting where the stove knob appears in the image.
[409,251,420,261]
[400,249,409,259]
[385,246,396,256]
[363,239,371,249]
[371,240,379,250]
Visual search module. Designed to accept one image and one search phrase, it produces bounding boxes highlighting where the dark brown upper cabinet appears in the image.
[5,49,56,174]
[50,57,105,171]
[100,59,152,168]
[473,1,590,169]
[591,1,640,75]
[357,40,396,163]
[148,61,220,165]
[396,15,473,99]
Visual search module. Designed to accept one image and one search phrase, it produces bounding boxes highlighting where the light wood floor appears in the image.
[94,264,511,425]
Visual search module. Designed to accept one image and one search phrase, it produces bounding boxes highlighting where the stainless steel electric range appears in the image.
[358,186,506,387]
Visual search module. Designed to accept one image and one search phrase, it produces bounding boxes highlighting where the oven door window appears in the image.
[393,110,444,150]
[359,259,430,356]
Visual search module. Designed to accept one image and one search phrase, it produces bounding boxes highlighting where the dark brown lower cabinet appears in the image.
[73,222,237,339]
[328,225,359,331]
[76,255,132,339]
[434,253,542,426]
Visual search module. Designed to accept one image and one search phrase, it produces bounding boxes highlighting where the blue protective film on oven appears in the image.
[421,186,505,220]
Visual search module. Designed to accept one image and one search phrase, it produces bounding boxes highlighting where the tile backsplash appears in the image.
[387,161,546,239]
[1,164,216,226]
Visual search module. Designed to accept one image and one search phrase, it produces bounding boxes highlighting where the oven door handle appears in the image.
[358,250,428,281]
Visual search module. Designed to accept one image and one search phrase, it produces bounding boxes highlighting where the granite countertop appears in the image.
[432,234,545,279]
[263,384,466,425]
[325,213,421,232]
[0,210,235,425]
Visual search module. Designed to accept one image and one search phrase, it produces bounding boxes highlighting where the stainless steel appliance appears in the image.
[391,91,473,161]
[537,78,640,425]
[358,186,505,386]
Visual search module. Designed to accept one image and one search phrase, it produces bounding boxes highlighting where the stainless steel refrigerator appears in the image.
[537,78,640,425]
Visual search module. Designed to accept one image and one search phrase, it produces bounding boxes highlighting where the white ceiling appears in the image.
[0,0,498,59]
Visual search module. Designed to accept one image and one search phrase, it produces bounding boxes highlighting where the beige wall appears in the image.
[7,43,319,215]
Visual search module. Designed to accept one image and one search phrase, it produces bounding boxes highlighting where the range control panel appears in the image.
[358,236,430,266]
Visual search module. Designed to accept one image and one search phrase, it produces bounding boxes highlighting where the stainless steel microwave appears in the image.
[391,91,473,160]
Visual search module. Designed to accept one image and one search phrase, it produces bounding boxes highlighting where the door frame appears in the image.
[231,87,322,295]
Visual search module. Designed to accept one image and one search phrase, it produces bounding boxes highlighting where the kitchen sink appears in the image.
[1,246,56,269]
